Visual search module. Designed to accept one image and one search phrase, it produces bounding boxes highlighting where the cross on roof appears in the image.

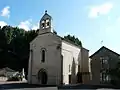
[45,10,47,14]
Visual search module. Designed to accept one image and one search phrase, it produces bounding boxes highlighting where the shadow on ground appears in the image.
[0,83,57,89]
[58,84,119,89]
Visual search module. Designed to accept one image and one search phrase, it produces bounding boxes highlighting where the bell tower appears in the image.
[39,10,53,34]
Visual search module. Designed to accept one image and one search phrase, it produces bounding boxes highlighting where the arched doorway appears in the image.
[77,72,82,83]
[38,69,48,84]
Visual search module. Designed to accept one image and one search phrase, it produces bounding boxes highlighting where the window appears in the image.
[30,49,33,57]
[47,22,49,26]
[103,59,108,64]
[45,19,50,28]
[46,20,50,28]
[100,73,102,82]
[41,20,45,28]
[42,23,45,28]
[100,72,111,83]
[100,57,108,69]
[30,49,33,65]
[41,49,45,62]
[103,57,108,64]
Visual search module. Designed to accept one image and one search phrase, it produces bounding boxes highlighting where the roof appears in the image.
[0,67,16,72]
[53,33,90,51]
[32,31,88,50]
[0,67,17,76]
[54,33,82,48]
[61,37,82,48]
[89,46,120,58]
[40,11,53,22]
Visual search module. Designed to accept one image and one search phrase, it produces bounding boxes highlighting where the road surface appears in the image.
[0,82,118,90]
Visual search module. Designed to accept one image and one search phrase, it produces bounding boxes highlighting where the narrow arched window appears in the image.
[47,22,49,26]
[41,49,45,62]
[42,23,45,27]
[41,20,45,29]
[45,19,50,28]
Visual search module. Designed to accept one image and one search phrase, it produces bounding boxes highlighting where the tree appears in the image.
[0,25,38,79]
[2,26,14,44]
[0,28,7,50]
[108,61,120,85]
[64,34,82,47]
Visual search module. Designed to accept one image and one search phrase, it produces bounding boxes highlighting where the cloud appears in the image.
[1,6,10,18]
[18,19,39,31]
[0,21,7,28]
[18,19,32,31]
[0,19,38,31]
[88,2,113,18]
[32,23,39,30]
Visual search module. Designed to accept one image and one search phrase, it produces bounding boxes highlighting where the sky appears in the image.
[0,0,120,55]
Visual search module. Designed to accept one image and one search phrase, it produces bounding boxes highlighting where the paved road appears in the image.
[58,84,118,89]
[0,83,58,90]
[0,82,118,90]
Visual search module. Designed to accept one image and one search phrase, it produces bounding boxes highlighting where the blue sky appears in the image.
[0,0,120,55]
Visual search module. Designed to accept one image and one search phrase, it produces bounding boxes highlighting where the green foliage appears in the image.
[0,29,7,50]
[64,34,82,47]
[108,61,120,85]
[0,25,38,79]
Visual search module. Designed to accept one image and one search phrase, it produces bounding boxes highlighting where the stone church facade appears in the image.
[28,11,90,85]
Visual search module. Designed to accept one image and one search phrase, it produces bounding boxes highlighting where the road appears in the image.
[0,82,118,90]
[0,82,58,90]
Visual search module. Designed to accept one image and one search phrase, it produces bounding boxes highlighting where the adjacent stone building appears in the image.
[28,11,90,85]
[90,46,120,85]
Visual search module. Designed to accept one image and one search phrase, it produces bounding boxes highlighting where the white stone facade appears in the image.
[62,41,80,84]
[28,11,90,85]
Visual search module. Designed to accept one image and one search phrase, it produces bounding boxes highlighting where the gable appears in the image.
[40,13,52,22]
[30,32,61,49]
[89,46,120,59]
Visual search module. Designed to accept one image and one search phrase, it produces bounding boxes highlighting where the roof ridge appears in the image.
[89,46,120,58]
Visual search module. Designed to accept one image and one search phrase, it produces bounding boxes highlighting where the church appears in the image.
[28,11,90,85]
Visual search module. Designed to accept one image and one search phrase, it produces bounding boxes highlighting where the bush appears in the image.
[7,76,21,81]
